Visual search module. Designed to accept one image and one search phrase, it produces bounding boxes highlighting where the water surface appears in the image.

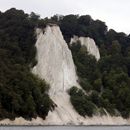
[0,126,130,130]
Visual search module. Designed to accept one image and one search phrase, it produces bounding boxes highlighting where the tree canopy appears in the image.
[0,8,130,119]
[0,8,54,120]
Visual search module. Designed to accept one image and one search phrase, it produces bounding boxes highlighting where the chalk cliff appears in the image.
[31,25,128,125]
[32,25,82,124]
[0,25,129,125]
[70,36,100,60]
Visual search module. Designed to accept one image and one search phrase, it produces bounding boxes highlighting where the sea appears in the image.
[0,126,130,130]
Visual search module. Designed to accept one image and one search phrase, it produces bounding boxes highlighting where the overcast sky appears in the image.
[0,0,130,34]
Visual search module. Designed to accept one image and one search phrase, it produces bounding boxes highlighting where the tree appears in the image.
[69,87,95,117]
[60,15,78,42]
[0,8,54,120]
[78,15,92,26]
[93,78,102,92]
[110,40,121,55]
[30,12,40,24]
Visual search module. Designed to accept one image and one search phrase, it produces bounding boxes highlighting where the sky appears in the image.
[0,0,130,34]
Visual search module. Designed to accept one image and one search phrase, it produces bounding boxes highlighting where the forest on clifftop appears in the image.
[0,8,130,120]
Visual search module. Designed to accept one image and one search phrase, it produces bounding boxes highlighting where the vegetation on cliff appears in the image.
[0,8,130,119]
[41,14,130,118]
[62,15,130,118]
[0,8,53,120]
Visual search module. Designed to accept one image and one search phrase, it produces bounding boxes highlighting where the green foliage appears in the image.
[93,79,102,92]
[0,8,53,120]
[90,91,100,107]
[71,43,99,82]
[78,78,93,92]
[68,15,130,118]
[0,8,36,65]
[0,49,53,119]
[30,12,40,24]
[60,15,78,42]
[40,14,107,44]
[1,8,130,120]
[110,40,121,55]
[69,87,95,117]
[59,15,107,44]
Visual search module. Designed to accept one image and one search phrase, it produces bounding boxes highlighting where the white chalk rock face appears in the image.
[31,25,130,125]
[0,25,130,125]
[32,25,82,124]
[33,26,79,95]
[70,36,100,60]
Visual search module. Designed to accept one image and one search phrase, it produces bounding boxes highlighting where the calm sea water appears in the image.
[0,126,130,130]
